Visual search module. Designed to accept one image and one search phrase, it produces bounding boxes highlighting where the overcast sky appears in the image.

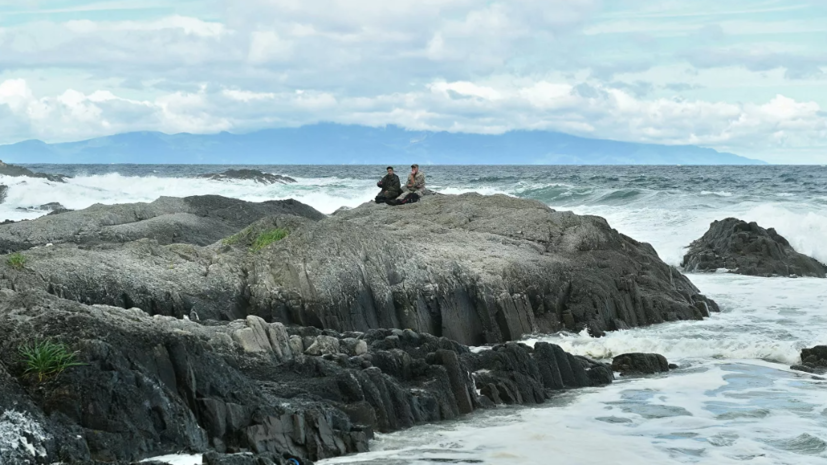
[1,0,826,163]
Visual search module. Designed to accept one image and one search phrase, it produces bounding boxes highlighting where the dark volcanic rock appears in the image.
[198,169,296,185]
[0,289,610,464]
[247,193,718,345]
[0,160,69,183]
[3,193,717,340]
[682,218,826,278]
[0,195,324,253]
[791,346,827,374]
[612,353,670,376]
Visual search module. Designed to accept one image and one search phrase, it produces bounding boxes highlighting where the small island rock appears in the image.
[682,218,826,278]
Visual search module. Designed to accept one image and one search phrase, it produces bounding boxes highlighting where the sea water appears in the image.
[4,165,827,464]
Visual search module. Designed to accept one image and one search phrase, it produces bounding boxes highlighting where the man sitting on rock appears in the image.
[392,164,426,204]
[375,166,402,203]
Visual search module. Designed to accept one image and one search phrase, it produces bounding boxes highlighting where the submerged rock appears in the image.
[791,346,827,374]
[0,289,610,464]
[612,353,670,376]
[198,169,297,185]
[682,218,826,278]
[0,160,69,183]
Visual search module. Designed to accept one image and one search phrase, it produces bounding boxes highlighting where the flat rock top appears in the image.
[682,217,826,278]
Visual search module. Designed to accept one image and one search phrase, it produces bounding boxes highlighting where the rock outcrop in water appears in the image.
[0,289,611,464]
[0,160,69,183]
[198,169,297,185]
[612,353,670,376]
[2,193,717,343]
[15,202,71,215]
[791,346,827,374]
[0,185,7,204]
[682,218,826,278]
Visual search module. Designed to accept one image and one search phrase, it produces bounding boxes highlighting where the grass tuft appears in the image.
[6,252,27,270]
[18,339,85,382]
[251,228,289,252]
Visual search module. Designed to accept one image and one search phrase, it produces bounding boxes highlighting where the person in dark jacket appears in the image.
[375,166,401,203]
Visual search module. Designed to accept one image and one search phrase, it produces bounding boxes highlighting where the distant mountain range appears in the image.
[0,123,765,165]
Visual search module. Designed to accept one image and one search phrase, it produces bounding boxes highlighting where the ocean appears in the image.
[4,164,827,465]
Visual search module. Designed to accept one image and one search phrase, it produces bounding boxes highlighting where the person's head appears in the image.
[386,166,394,175]
[411,164,419,174]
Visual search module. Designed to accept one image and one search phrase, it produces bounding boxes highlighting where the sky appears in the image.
[0,0,826,163]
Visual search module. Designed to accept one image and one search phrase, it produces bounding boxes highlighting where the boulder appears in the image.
[791,346,827,374]
[197,169,296,185]
[612,353,670,376]
[0,160,69,183]
[0,289,611,464]
[682,218,826,278]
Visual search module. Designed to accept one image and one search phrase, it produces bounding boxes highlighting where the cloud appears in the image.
[3,77,826,163]
[2,0,827,161]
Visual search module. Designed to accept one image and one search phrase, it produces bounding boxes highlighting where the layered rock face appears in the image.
[246,194,717,345]
[682,218,826,278]
[0,289,611,464]
[3,193,716,344]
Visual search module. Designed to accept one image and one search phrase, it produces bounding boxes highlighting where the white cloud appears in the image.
[1,0,827,161]
[3,77,826,162]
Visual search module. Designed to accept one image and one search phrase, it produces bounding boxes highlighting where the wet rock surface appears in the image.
[0,290,610,464]
[791,346,827,374]
[0,185,7,204]
[682,218,826,278]
[198,169,297,185]
[612,353,670,376]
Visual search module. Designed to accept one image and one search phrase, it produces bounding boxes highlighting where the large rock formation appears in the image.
[246,194,717,345]
[198,169,297,185]
[0,160,69,183]
[682,218,826,278]
[3,194,716,344]
[0,289,610,464]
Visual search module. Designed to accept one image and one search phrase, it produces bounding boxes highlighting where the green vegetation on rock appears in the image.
[251,228,289,252]
[6,252,27,270]
[18,339,85,382]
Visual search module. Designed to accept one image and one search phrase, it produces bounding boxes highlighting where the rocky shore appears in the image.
[0,193,716,464]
